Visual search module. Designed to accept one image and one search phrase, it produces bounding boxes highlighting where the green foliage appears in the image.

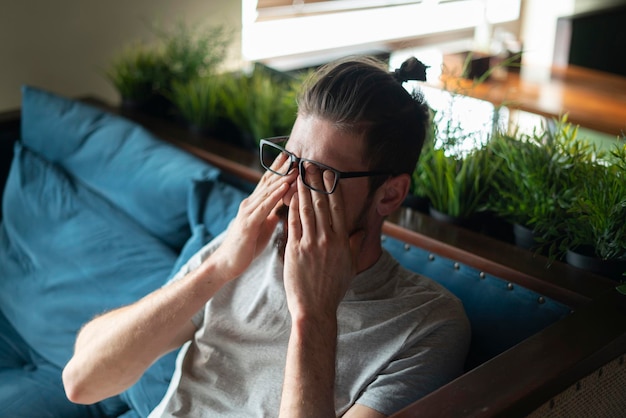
[487,118,595,228]
[155,21,231,89]
[105,44,169,102]
[413,101,499,219]
[168,65,306,145]
[485,114,626,270]
[419,144,500,218]
[486,116,623,260]
[217,65,304,144]
[169,76,224,130]
[557,143,626,261]
[106,21,231,102]
[409,52,625,268]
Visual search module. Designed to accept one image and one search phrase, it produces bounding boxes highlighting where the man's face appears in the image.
[277,114,376,235]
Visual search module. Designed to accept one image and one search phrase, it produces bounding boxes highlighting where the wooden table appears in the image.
[432,55,626,137]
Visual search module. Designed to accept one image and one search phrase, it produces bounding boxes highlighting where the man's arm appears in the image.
[63,250,230,404]
[63,153,297,405]
[280,314,385,418]
[280,305,338,417]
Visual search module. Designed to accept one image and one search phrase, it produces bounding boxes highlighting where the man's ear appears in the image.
[375,174,411,217]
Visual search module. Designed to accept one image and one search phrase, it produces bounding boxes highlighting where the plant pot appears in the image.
[429,207,469,227]
[188,123,214,137]
[513,223,538,250]
[565,246,626,282]
[212,117,257,151]
[121,94,174,119]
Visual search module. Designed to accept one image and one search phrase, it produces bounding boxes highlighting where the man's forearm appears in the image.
[279,313,338,418]
[62,258,228,404]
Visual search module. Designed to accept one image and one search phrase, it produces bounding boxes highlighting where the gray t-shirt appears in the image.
[150,230,470,417]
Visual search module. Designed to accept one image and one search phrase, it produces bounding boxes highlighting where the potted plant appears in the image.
[105,43,169,110]
[215,65,303,149]
[156,21,231,89]
[106,21,231,118]
[557,144,626,281]
[487,117,598,252]
[412,100,500,229]
[168,75,224,135]
[420,143,500,228]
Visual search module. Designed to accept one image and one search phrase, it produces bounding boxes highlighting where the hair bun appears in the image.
[392,57,429,83]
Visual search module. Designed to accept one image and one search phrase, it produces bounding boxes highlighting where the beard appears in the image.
[272,195,373,261]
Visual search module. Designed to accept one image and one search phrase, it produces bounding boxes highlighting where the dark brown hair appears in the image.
[297,55,431,192]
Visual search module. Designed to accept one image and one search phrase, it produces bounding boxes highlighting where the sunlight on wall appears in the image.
[520,0,575,68]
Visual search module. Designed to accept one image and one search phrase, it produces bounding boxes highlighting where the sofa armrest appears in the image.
[378,213,626,416]
[390,289,626,417]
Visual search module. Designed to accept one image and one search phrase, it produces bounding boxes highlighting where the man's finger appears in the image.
[297,175,316,238]
[287,192,302,242]
[326,174,347,234]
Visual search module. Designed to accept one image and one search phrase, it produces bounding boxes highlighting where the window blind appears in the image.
[256,0,425,20]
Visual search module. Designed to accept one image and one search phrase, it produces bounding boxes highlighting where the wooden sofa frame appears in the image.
[1,99,625,417]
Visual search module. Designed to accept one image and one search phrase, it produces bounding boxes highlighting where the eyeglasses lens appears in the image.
[260,141,338,194]
[261,143,290,175]
[301,161,337,194]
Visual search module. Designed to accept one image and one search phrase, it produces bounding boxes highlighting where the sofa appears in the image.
[1,86,625,417]
[0,86,252,418]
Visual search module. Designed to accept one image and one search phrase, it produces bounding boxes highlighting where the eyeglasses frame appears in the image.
[259,136,396,195]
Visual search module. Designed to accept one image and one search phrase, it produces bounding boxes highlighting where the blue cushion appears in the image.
[0,310,129,418]
[170,175,251,275]
[382,235,572,369]
[0,144,178,369]
[167,176,251,276]
[191,175,252,236]
[20,85,220,250]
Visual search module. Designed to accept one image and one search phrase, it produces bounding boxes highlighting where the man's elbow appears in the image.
[62,360,98,405]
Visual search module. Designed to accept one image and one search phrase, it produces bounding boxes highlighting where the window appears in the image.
[242,0,521,68]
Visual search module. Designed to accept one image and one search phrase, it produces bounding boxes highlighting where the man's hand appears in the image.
[283,165,364,321]
[279,166,365,418]
[211,152,296,282]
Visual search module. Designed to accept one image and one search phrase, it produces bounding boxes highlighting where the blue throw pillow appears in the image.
[19,85,220,250]
[191,175,252,238]
[167,176,252,276]
[0,143,178,369]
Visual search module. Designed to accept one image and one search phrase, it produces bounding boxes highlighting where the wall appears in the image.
[519,0,626,68]
[567,3,626,76]
[0,0,241,112]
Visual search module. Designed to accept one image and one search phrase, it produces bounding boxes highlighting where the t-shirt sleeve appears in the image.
[356,299,471,415]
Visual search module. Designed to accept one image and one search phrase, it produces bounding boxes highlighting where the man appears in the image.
[63,56,470,417]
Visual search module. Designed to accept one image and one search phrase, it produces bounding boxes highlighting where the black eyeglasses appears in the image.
[259,136,396,195]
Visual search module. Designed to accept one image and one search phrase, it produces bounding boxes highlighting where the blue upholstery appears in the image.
[0,309,128,418]
[0,143,179,369]
[382,235,572,369]
[0,87,246,417]
[20,86,220,250]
